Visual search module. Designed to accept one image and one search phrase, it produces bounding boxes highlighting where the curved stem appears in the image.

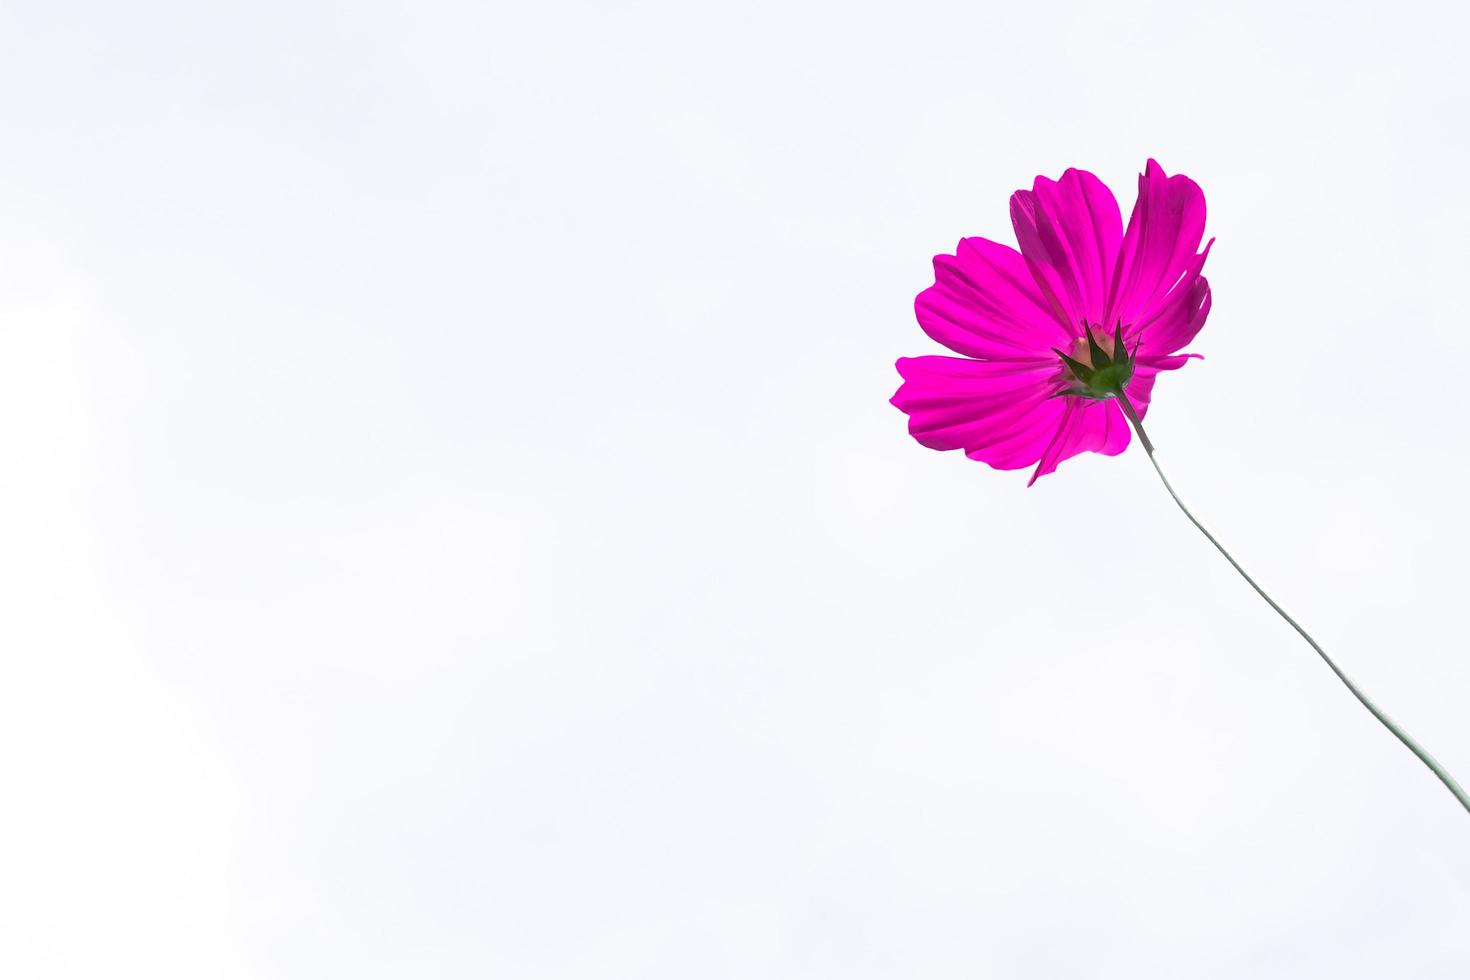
[1114,390,1470,817]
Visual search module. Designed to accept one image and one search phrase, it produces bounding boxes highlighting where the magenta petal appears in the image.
[1097,400,1131,456]
[1010,169,1124,332]
[915,237,1072,359]
[891,356,1065,471]
[1133,258,1211,358]
[1026,399,1130,485]
[1107,160,1207,332]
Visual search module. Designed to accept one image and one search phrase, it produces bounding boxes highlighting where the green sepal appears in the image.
[1053,321,1138,401]
[1052,348,1094,383]
[1085,325,1111,368]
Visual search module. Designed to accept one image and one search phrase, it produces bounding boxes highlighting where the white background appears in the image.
[1,1,1468,977]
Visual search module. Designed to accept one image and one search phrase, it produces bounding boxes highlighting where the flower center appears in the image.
[1052,322,1135,400]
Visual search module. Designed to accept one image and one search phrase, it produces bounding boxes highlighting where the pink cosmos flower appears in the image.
[891,160,1213,485]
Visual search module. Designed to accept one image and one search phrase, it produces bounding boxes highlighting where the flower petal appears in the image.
[915,237,1072,359]
[1026,399,1130,485]
[1106,160,1207,333]
[1009,168,1124,333]
[891,356,1064,470]
[1133,257,1211,358]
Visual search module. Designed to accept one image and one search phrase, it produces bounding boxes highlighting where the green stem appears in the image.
[1114,390,1470,817]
